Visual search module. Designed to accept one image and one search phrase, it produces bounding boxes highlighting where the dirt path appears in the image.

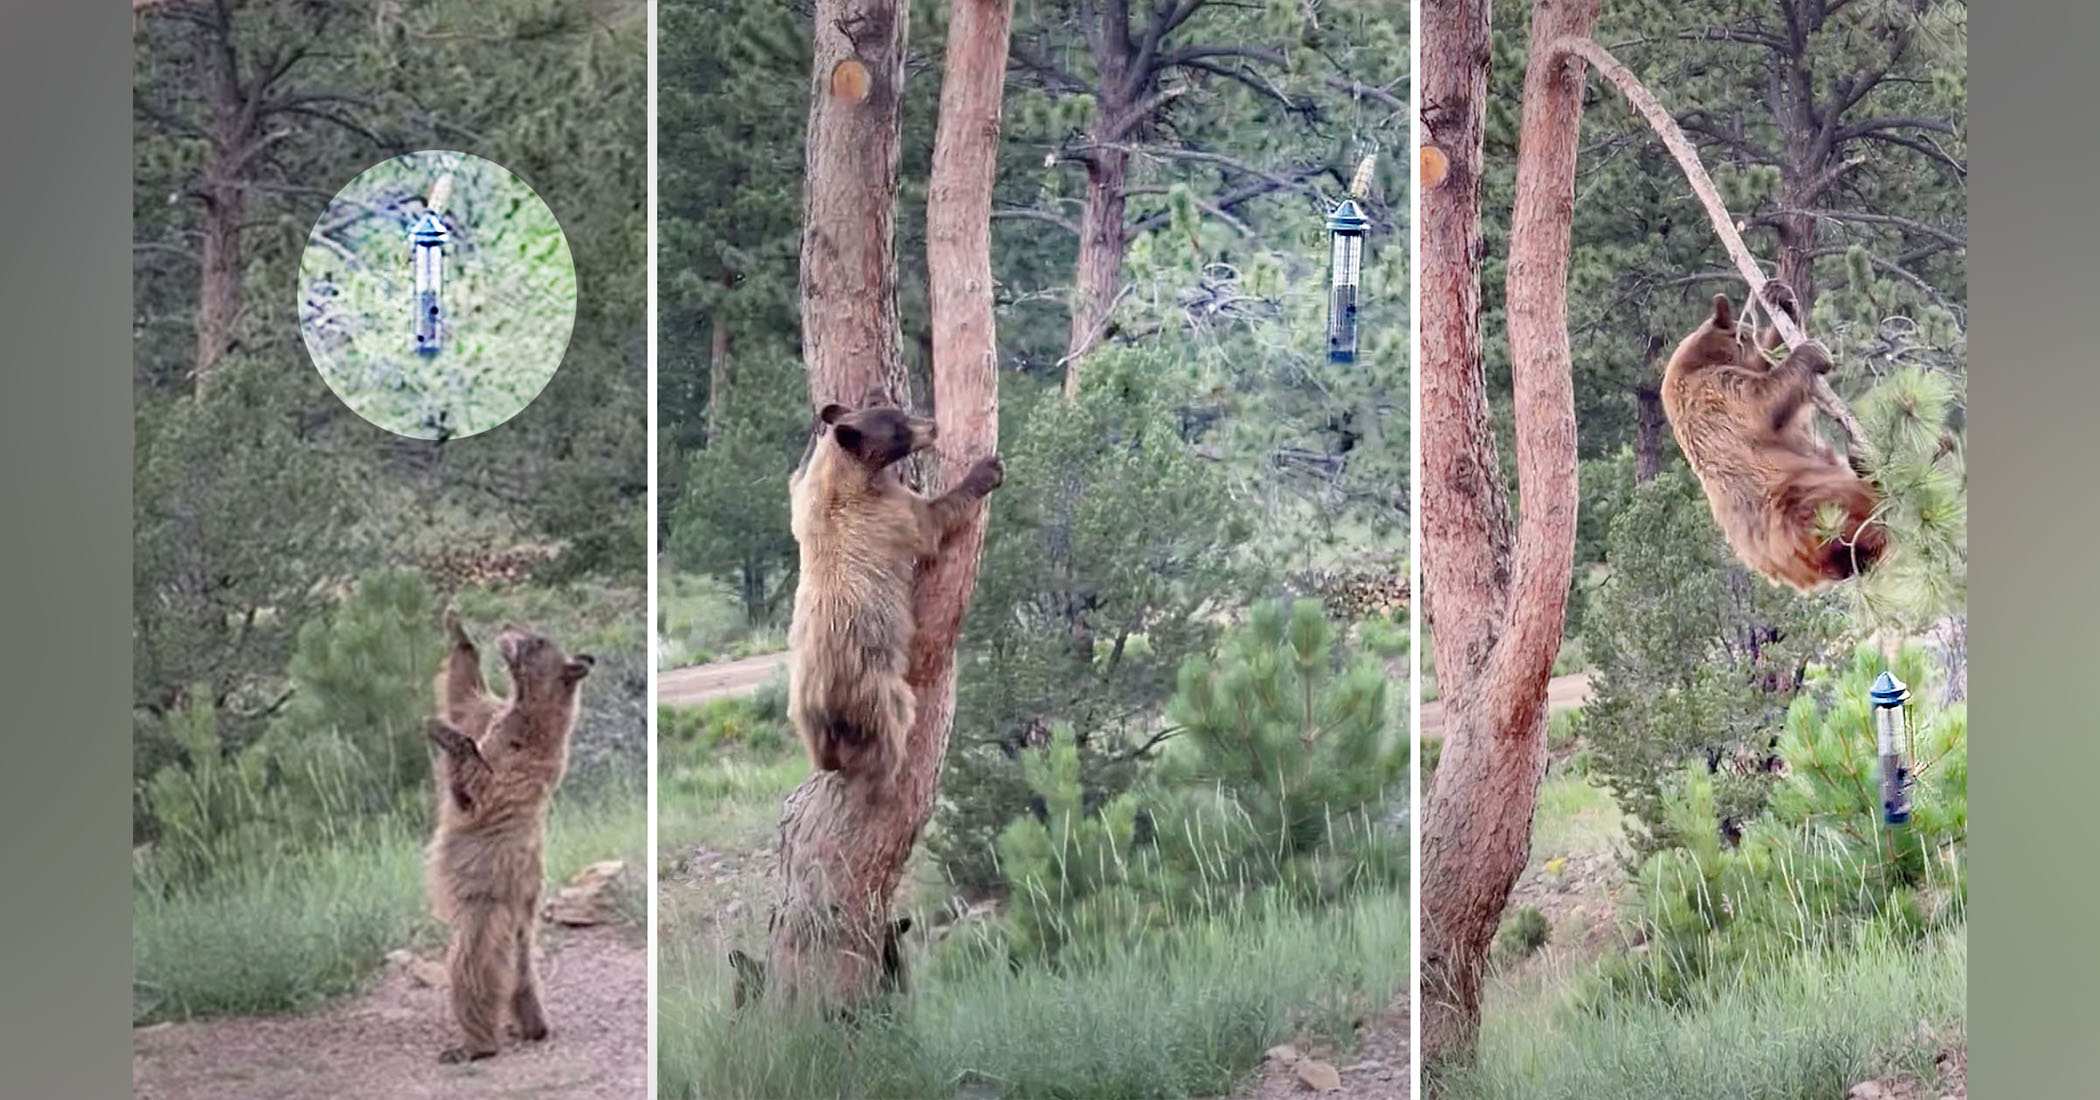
[1419,671,1590,742]
[1228,1004,1411,1100]
[657,651,786,706]
[132,926,646,1100]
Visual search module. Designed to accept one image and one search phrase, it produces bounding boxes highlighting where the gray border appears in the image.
[0,3,135,1096]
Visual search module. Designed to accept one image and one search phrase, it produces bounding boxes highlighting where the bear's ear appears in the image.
[1710,294,1734,329]
[831,422,863,452]
[819,403,851,426]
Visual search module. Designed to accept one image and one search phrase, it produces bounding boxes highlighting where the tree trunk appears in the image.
[193,23,249,391]
[705,309,731,444]
[1420,0,1595,1067]
[1633,382,1663,483]
[764,0,1010,1010]
[797,0,910,411]
[1634,335,1665,483]
[1064,135,1127,394]
[1062,5,1140,397]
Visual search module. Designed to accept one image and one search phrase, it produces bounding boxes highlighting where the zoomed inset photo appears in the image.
[299,150,578,439]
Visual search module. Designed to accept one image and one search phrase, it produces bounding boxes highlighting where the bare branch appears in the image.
[990,207,1081,235]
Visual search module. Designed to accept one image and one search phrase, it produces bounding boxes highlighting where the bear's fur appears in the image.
[424,612,593,1063]
[786,400,1002,785]
[1660,284,1887,591]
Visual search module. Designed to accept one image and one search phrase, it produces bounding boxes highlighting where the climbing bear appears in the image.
[786,399,1002,785]
[1660,283,1887,591]
[424,611,593,1063]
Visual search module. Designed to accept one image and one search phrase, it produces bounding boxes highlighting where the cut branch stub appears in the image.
[1548,34,1870,463]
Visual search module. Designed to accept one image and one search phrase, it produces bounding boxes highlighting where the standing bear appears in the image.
[424,609,593,1063]
[787,399,1003,786]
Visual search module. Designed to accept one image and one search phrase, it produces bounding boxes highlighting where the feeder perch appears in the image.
[1869,670,1913,826]
[1325,198,1368,364]
[410,211,450,358]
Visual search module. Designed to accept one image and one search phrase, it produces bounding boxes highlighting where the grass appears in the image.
[1528,770,1624,862]
[658,889,1410,1100]
[1439,926,1966,1100]
[132,782,646,1025]
[657,572,787,669]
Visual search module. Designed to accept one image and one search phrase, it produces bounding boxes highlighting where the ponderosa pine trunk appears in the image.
[1062,30,1135,396]
[764,0,1009,1009]
[796,0,909,413]
[1420,0,1594,1066]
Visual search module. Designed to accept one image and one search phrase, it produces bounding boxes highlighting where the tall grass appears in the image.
[133,783,645,1024]
[1439,926,1966,1100]
[658,889,1410,1100]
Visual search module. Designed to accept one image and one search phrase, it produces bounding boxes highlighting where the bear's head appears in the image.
[817,402,938,471]
[495,625,594,700]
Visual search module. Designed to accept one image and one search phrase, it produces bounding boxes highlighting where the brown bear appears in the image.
[424,612,593,1063]
[1660,283,1887,591]
[786,400,1002,785]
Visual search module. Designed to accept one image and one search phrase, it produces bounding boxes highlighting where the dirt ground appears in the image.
[1228,1004,1411,1100]
[132,925,646,1100]
[656,652,785,705]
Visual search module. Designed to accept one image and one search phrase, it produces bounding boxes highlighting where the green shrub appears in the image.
[1493,905,1552,969]
[993,601,1404,964]
[1601,643,1965,1005]
[1577,471,1840,856]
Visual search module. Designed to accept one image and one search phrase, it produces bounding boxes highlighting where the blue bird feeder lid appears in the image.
[409,211,450,246]
[1869,670,1910,708]
[1326,199,1369,234]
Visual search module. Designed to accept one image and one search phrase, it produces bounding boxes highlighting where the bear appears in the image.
[1659,282,1888,591]
[728,917,913,1010]
[423,612,593,1063]
[786,399,1003,785]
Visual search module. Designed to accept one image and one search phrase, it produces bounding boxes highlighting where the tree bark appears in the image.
[1634,335,1664,483]
[1062,9,1138,396]
[764,0,1010,1010]
[798,0,910,411]
[1420,0,1595,1066]
[192,10,250,391]
[705,309,731,444]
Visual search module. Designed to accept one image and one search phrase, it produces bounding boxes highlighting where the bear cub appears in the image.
[424,609,593,1063]
[1660,282,1887,591]
[786,399,1002,785]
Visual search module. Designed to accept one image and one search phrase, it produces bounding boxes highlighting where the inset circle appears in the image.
[298,151,577,439]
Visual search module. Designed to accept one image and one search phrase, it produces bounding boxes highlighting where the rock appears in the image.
[386,948,449,988]
[1295,1059,1341,1092]
[1846,1084,1888,1100]
[1265,1044,1302,1065]
[545,860,628,926]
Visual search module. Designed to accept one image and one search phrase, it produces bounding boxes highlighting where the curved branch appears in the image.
[1552,35,1868,458]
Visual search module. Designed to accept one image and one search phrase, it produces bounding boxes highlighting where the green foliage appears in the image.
[1493,906,1552,969]
[134,784,645,1023]
[134,0,649,818]
[659,696,788,760]
[1602,645,1966,1006]
[930,355,1257,892]
[1849,365,1968,633]
[139,569,443,886]
[299,152,578,439]
[1440,927,1965,1100]
[658,887,1409,1100]
[992,603,1403,965]
[1577,471,1841,855]
[668,355,807,624]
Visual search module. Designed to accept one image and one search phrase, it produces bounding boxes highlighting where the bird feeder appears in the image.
[1325,198,1368,364]
[410,210,449,358]
[1869,670,1913,826]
